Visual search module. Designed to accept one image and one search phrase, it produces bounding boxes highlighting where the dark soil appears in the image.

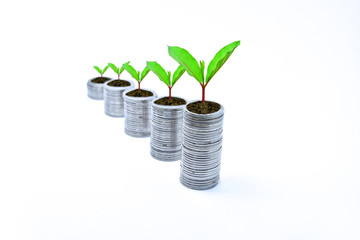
[186,101,221,114]
[108,79,131,87]
[126,89,154,97]
[154,97,186,106]
[91,77,111,84]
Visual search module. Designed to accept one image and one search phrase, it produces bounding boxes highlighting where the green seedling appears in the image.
[168,40,240,103]
[93,65,109,78]
[108,61,130,80]
[146,62,185,99]
[122,62,150,90]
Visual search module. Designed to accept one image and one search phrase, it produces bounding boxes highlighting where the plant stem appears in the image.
[169,86,172,99]
[118,74,120,80]
[201,84,205,103]
[101,74,103,78]
[138,81,140,91]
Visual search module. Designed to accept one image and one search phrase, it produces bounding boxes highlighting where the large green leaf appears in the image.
[108,63,119,74]
[172,65,185,87]
[102,65,109,74]
[123,63,139,81]
[93,66,102,75]
[140,66,150,81]
[147,61,170,86]
[206,40,240,84]
[168,46,203,84]
[120,61,130,75]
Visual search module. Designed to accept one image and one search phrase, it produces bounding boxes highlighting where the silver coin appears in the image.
[104,79,134,117]
[150,96,187,162]
[87,77,113,100]
[180,175,220,190]
[180,100,224,190]
[123,88,157,138]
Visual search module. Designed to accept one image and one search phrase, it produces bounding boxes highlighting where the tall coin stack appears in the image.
[150,98,186,161]
[180,103,224,190]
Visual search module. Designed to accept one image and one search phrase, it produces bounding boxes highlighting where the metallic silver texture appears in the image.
[104,79,134,117]
[123,88,157,138]
[180,100,224,190]
[87,77,113,100]
[150,96,187,161]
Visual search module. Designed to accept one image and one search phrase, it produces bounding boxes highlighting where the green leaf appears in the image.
[140,66,150,81]
[102,65,109,74]
[167,71,171,84]
[172,65,185,87]
[168,46,203,84]
[147,61,170,86]
[200,60,205,84]
[108,63,120,74]
[206,40,240,84]
[94,66,102,75]
[123,63,139,81]
[120,61,130,75]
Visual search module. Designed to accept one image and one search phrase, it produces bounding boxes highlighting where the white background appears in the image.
[0,0,359,239]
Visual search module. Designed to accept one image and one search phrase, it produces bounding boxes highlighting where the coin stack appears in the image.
[180,102,224,190]
[87,78,112,100]
[104,80,134,117]
[150,98,187,161]
[123,89,157,137]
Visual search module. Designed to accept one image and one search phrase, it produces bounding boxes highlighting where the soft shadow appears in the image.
[205,175,269,198]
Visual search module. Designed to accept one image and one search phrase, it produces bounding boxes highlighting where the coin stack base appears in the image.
[150,97,186,161]
[104,80,134,118]
[180,101,224,190]
[123,89,157,138]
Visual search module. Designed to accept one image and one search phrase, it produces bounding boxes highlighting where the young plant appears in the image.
[108,61,130,80]
[122,63,150,90]
[93,65,109,78]
[146,61,185,99]
[168,40,240,103]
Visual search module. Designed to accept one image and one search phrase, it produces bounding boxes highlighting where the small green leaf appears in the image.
[102,65,109,74]
[200,60,205,84]
[147,61,170,86]
[94,66,102,75]
[140,66,150,81]
[167,71,171,85]
[172,65,185,87]
[168,46,203,84]
[108,63,120,74]
[206,40,240,84]
[120,61,130,75]
[123,63,139,81]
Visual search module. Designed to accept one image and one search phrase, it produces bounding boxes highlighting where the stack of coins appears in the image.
[123,89,157,137]
[180,102,224,190]
[150,97,187,161]
[87,78,112,100]
[104,80,134,117]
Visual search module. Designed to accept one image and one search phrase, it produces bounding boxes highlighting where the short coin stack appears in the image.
[87,78,112,100]
[123,89,157,137]
[104,80,134,117]
[180,103,224,190]
[150,98,186,161]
